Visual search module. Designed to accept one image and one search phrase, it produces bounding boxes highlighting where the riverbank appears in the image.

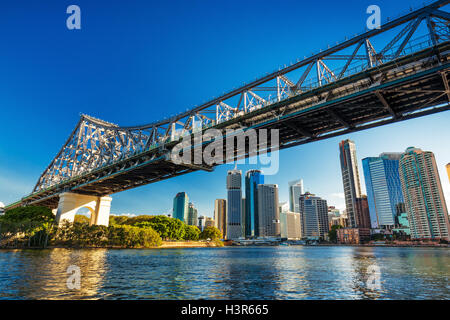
[0,240,223,250]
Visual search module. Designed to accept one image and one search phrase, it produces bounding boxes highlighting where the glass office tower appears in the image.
[173,192,189,222]
[245,170,264,238]
[362,153,404,229]
[288,179,304,213]
[226,168,243,239]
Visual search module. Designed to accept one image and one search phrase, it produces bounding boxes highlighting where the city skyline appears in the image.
[1,0,450,218]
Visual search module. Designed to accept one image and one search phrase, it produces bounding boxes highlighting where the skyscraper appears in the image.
[245,170,264,238]
[226,168,243,239]
[289,179,304,213]
[446,163,450,183]
[399,147,450,241]
[187,202,198,226]
[214,199,227,237]
[173,192,189,222]
[362,153,405,229]
[257,184,280,238]
[339,139,362,228]
[299,192,329,240]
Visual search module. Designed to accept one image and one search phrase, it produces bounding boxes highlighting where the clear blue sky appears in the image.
[1,0,449,218]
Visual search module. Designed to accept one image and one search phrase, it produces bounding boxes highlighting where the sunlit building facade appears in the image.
[446,163,450,183]
[299,192,329,240]
[280,211,301,240]
[399,147,450,241]
[214,199,227,237]
[339,140,362,228]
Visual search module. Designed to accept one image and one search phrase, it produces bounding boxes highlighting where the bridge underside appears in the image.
[10,42,450,211]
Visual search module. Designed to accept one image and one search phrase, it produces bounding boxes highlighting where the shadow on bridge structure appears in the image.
[6,0,450,226]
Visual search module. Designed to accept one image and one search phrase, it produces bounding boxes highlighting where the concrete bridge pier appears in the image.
[55,192,112,226]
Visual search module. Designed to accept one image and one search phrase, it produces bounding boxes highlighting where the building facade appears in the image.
[280,211,301,240]
[447,163,450,183]
[339,140,362,228]
[362,153,405,229]
[173,192,189,222]
[257,184,280,238]
[337,228,371,244]
[245,170,264,238]
[289,179,304,213]
[399,147,450,241]
[226,169,243,239]
[187,202,198,226]
[205,217,215,228]
[299,192,329,240]
[198,215,205,231]
[355,196,372,229]
[214,199,227,237]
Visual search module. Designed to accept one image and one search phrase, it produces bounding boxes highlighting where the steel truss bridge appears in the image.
[6,0,450,210]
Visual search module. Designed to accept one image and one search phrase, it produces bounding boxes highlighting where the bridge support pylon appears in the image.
[55,192,112,227]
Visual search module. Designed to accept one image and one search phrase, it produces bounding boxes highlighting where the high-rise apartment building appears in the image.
[173,192,189,222]
[187,202,198,226]
[289,179,304,213]
[214,199,227,237]
[226,168,243,239]
[245,170,264,237]
[399,147,450,241]
[339,139,363,228]
[299,192,329,240]
[362,153,405,229]
[257,184,280,238]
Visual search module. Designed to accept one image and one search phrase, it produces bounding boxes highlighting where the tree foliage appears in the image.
[328,225,343,243]
[184,225,201,240]
[200,226,222,240]
[1,207,214,248]
[0,206,54,224]
[74,214,90,224]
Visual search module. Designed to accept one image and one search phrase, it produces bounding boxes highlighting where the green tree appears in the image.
[0,206,54,224]
[328,225,343,243]
[184,225,201,240]
[74,214,90,224]
[200,226,222,240]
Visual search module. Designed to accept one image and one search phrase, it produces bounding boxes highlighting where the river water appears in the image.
[0,246,448,300]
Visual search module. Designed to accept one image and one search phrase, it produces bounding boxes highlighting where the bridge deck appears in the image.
[10,41,450,210]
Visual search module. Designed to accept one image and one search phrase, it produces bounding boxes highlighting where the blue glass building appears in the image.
[226,169,243,239]
[245,170,264,238]
[173,192,189,222]
[362,153,404,229]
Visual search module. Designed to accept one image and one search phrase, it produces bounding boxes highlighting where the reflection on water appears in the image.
[0,247,448,300]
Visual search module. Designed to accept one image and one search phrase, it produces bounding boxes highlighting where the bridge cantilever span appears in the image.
[6,0,450,227]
